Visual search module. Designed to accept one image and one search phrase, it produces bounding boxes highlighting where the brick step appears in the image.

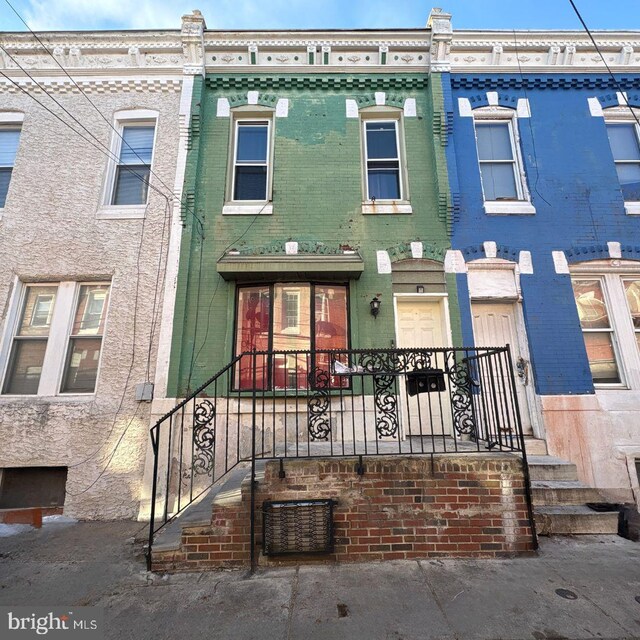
[531,480,604,507]
[535,505,620,535]
[527,456,579,482]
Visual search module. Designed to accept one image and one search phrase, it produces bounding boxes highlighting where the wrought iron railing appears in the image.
[146,346,537,568]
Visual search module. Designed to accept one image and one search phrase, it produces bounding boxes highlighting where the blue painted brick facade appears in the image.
[446,74,640,396]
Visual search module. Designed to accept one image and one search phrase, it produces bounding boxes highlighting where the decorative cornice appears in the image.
[205,75,429,91]
[451,76,640,91]
[225,240,358,256]
[386,242,446,263]
[450,31,640,72]
[0,77,182,94]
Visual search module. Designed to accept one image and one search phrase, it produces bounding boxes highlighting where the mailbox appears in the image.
[407,369,446,396]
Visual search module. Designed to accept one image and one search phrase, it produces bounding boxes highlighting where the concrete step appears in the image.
[527,456,579,482]
[531,480,604,507]
[535,505,620,535]
[523,437,548,455]
[152,464,252,553]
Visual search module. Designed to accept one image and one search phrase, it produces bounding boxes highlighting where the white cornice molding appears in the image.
[0,76,183,93]
[450,31,640,72]
[2,22,640,74]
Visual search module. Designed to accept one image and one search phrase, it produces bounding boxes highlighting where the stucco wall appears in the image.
[0,80,183,519]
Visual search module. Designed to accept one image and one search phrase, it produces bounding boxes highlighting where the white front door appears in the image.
[471,302,533,434]
[395,297,451,437]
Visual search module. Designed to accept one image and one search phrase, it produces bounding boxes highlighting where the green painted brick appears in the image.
[168,73,461,395]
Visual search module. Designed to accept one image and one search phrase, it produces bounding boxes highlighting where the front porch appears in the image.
[145,347,538,570]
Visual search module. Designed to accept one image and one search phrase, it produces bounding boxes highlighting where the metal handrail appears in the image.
[146,345,538,570]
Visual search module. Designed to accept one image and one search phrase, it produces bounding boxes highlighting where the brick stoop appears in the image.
[151,454,536,573]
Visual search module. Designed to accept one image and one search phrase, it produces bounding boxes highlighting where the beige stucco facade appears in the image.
[0,14,205,519]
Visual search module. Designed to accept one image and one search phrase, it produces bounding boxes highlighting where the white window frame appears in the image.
[0,280,111,398]
[98,109,158,220]
[603,108,640,215]
[571,261,640,390]
[223,109,274,215]
[472,106,535,215]
[281,288,301,335]
[0,112,24,215]
[359,109,411,214]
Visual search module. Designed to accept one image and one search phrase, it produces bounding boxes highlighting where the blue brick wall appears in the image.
[446,74,640,395]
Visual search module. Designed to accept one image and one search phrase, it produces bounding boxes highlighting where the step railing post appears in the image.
[147,424,160,571]
[504,344,538,550]
[250,351,258,574]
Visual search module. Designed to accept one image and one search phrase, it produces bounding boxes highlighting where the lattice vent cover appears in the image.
[262,499,335,556]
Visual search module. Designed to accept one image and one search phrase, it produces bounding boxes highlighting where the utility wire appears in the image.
[187,203,268,392]
[2,0,205,234]
[0,53,172,481]
[512,30,551,208]
[0,46,199,237]
[0,58,180,245]
[568,0,640,128]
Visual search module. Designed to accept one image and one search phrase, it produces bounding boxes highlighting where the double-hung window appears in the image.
[3,285,58,395]
[624,279,640,351]
[2,282,110,396]
[606,122,640,204]
[0,127,21,208]
[111,124,155,206]
[572,278,621,384]
[472,108,534,215]
[232,121,270,201]
[571,267,640,389]
[61,285,110,393]
[476,121,520,201]
[364,121,402,201]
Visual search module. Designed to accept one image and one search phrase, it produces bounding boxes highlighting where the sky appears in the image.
[1,0,640,32]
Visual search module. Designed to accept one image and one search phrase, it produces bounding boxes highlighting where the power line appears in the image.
[187,202,269,392]
[0,57,184,235]
[0,61,172,480]
[2,0,205,234]
[512,30,551,208]
[568,0,640,128]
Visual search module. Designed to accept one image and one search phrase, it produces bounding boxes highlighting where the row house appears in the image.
[2,7,639,569]
[0,14,204,519]
[443,25,640,509]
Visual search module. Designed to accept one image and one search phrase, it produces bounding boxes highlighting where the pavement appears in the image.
[1,520,640,640]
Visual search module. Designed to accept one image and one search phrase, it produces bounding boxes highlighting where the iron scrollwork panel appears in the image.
[445,352,476,437]
[308,367,331,441]
[193,398,216,475]
[372,374,399,438]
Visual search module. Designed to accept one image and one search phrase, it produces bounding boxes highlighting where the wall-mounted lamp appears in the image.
[370,296,381,319]
[416,285,425,294]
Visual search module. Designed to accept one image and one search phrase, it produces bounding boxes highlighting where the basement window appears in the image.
[0,467,67,509]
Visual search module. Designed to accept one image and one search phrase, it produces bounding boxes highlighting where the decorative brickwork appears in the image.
[152,455,535,573]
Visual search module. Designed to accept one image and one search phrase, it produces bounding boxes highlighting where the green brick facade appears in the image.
[168,72,459,396]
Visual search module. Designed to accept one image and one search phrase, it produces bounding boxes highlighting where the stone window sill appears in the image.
[0,394,96,404]
[624,202,640,215]
[361,201,412,215]
[484,201,536,215]
[97,205,147,220]
[223,203,273,216]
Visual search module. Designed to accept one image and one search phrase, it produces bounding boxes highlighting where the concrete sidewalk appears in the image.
[0,521,639,640]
